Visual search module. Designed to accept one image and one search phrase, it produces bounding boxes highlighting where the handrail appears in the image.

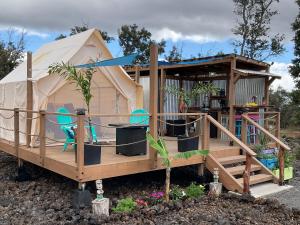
[206,115,257,156]
[242,114,290,151]
[158,113,205,116]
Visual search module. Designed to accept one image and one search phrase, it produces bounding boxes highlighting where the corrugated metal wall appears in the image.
[138,76,265,117]
[235,78,265,105]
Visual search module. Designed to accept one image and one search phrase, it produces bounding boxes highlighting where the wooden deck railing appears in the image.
[242,113,290,185]
[205,115,256,193]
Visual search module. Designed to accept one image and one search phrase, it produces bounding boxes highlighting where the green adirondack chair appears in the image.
[56,107,98,151]
[56,107,76,151]
[129,109,149,125]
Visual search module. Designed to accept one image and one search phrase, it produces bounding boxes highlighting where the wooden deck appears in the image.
[0,137,239,183]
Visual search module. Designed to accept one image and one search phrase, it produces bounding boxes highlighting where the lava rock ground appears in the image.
[0,151,300,225]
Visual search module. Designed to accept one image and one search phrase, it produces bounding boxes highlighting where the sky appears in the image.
[0,0,298,91]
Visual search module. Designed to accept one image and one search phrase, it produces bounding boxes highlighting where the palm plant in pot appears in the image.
[49,62,101,165]
[165,82,218,151]
[146,132,208,202]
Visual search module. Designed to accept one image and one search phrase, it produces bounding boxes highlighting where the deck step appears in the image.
[218,155,246,165]
[227,164,261,175]
[236,174,273,186]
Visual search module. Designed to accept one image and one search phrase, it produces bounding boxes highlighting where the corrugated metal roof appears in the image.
[234,69,281,79]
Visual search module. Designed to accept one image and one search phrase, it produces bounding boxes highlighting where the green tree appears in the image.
[289,0,300,89]
[0,29,25,80]
[55,24,114,43]
[269,87,300,128]
[232,0,285,60]
[164,45,182,62]
[118,24,166,64]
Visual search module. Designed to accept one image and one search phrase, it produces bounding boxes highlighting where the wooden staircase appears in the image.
[203,114,281,194]
[206,150,277,193]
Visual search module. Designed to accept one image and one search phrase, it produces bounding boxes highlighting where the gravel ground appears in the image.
[1,150,300,225]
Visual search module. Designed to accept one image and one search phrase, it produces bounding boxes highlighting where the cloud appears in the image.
[270,62,295,91]
[0,0,296,42]
[0,26,49,38]
[152,27,219,43]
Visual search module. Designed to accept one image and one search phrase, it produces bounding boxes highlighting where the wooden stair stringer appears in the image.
[251,156,279,183]
[206,154,243,193]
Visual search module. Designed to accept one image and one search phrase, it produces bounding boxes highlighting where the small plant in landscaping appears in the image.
[135,199,148,207]
[146,133,208,202]
[170,185,186,201]
[185,182,205,199]
[146,191,164,205]
[112,197,136,213]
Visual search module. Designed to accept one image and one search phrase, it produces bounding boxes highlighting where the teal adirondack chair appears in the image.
[56,107,75,151]
[56,107,98,151]
[129,109,149,125]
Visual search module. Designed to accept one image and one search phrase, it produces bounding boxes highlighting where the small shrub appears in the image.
[112,197,136,213]
[170,185,186,201]
[145,191,164,205]
[185,182,205,199]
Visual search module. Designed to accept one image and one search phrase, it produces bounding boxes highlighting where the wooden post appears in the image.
[14,108,20,166]
[134,66,140,83]
[39,110,46,166]
[201,114,210,150]
[241,116,247,144]
[275,113,280,139]
[26,52,33,147]
[77,114,85,179]
[243,153,251,193]
[264,66,271,109]
[149,44,158,168]
[159,68,165,135]
[217,111,221,139]
[279,147,284,185]
[228,57,236,135]
[264,77,270,108]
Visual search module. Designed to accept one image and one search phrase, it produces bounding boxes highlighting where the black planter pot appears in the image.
[75,143,101,165]
[84,143,101,165]
[177,135,199,152]
[166,119,186,137]
[116,127,147,156]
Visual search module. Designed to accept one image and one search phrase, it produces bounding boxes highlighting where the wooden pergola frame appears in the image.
[126,54,280,135]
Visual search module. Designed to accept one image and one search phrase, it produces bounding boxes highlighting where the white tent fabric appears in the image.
[0,29,143,145]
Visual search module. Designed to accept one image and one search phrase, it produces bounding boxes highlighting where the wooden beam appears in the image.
[243,153,251,193]
[228,57,236,134]
[267,77,276,86]
[77,114,85,179]
[233,74,241,84]
[14,108,20,166]
[264,77,270,107]
[26,52,33,147]
[39,110,46,166]
[149,44,158,168]
[159,68,165,135]
[134,66,140,83]
[201,114,210,150]
[279,147,285,185]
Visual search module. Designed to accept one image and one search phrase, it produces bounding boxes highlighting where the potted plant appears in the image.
[49,62,101,165]
[146,132,208,202]
[253,134,278,170]
[165,82,218,151]
[273,150,295,181]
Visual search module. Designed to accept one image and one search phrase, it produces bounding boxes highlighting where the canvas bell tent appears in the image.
[0,29,143,145]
